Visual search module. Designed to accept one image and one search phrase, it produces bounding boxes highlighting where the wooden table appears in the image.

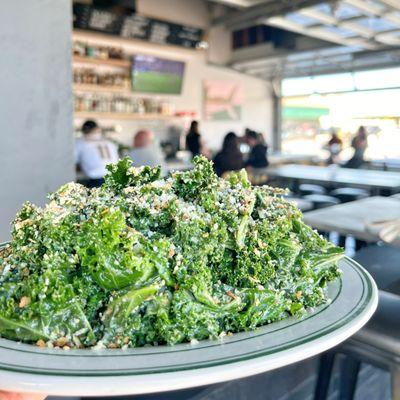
[266,164,400,194]
[268,153,322,166]
[303,197,400,242]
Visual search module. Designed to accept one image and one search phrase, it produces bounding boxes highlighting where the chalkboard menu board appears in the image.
[73,4,204,49]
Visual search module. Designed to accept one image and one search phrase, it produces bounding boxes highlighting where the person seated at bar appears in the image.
[344,126,368,169]
[213,132,244,177]
[244,129,269,169]
[75,120,119,188]
[130,129,166,174]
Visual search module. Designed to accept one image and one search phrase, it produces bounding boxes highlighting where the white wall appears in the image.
[0,0,74,241]
[179,58,272,150]
[74,32,273,150]
[134,0,273,149]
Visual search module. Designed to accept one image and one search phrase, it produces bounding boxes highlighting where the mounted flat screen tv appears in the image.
[131,55,185,94]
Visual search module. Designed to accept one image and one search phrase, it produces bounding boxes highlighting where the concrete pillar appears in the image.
[272,91,282,152]
[0,0,74,241]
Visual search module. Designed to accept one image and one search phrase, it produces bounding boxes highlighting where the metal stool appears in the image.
[303,194,340,210]
[314,291,400,400]
[299,184,327,196]
[354,244,400,294]
[330,188,370,248]
[285,197,313,212]
[330,187,369,203]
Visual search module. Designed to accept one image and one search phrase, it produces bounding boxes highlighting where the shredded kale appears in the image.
[0,156,343,349]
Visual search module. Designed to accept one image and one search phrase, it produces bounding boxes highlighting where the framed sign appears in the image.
[203,80,242,121]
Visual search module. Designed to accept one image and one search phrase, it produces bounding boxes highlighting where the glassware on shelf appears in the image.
[73,68,131,89]
[73,94,173,116]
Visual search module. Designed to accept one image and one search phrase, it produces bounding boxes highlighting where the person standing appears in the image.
[185,120,210,158]
[129,129,166,174]
[75,120,119,188]
[244,129,269,169]
[345,126,368,169]
[213,132,243,177]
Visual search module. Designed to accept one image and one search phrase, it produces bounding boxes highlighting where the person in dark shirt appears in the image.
[244,129,269,169]
[213,132,243,177]
[185,120,202,158]
[345,126,368,169]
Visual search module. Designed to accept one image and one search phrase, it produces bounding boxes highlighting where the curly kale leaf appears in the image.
[77,208,156,290]
[105,157,161,191]
[236,288,289,330]
[173,155,218,201]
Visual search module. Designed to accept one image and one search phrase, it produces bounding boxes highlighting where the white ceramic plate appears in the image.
[0,257,377,397]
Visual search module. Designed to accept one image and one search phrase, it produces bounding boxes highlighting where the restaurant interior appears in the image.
[1,0,400,399]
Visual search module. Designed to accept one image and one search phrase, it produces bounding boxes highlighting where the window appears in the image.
[313,73,354,93]
[282,77,314,96]
[354,67,400,90]
[282,67,400,97]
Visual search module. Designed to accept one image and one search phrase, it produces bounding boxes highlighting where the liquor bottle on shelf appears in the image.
[72,41,126,61]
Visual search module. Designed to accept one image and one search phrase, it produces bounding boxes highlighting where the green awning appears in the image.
[282,106,329,121]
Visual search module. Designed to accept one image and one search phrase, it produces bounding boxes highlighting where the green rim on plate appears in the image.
[0,254,374,377]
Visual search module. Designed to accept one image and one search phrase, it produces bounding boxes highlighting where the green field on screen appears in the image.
[133,71,183,94]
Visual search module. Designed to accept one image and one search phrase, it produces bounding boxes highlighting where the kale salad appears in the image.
[0,157,343,349]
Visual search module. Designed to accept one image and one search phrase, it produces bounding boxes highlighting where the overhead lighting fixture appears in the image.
[196,41,209,49]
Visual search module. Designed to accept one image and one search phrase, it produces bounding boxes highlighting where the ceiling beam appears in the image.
[212,0,335,28]
[236,45,400,80]
[207,0,267,8]
[215,0,387,49]
[385,12,400,26]
[306,12,399,29]
[375,29,400,45]
[297,5,400,44]
[264,15,378,49]
[298,8,337,25]
[230,41,356,69]
[378,0,400,11]
[340,21,375,38]
[343,0,384,16]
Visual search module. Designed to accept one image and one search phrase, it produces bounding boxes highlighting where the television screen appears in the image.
[131,55,185,94]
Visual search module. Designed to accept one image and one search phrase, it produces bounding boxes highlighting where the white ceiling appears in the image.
[265,0,400,50]
[212,0,400,79]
